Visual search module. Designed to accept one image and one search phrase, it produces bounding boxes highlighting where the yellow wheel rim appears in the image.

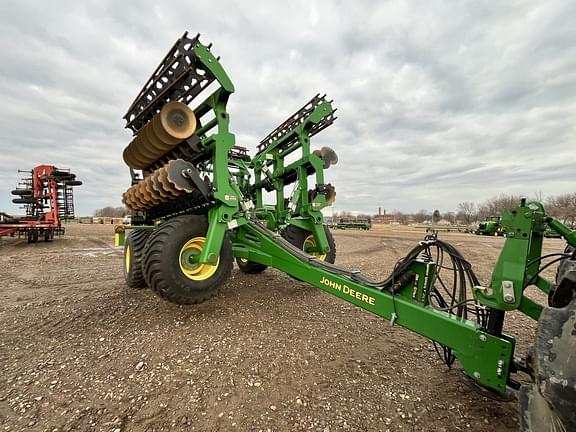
[179,237,219,281]
[303,234,326,261]
[238,258,248,263]
[125,245,131,273]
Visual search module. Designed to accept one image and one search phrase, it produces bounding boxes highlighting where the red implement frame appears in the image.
[1,165,80,242]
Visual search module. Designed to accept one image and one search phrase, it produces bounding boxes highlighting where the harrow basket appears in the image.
[256,94,337,155]
[123,31,232,134]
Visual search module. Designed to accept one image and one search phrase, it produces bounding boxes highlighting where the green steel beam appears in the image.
[232,222,515,393]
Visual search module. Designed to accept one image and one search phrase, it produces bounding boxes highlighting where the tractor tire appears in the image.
[549,246,576,308]
[12,197,35,204]
[519,247,576,431]
[282,224,336,264]
[236,258,267,274]
[27,229,38,243]
[123,228,151,289]
[11,189,32,196]
[44,229,54,242]
[142,215,233,305]
[519,297,576,432]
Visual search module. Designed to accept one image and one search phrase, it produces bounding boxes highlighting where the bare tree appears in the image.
[392,211,408,224]
[457,201,477,224]
[93,206,127,218]
[444,211,456,224]
[477,194,524,220]
[546,193,576,226]
[413,209,429,224]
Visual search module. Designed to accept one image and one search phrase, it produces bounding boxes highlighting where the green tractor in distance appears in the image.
[330,217,372,230]
[476,216,505,236]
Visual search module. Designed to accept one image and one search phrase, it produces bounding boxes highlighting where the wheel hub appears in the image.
[303,234,326,261]
[125,245,131,273]
[179,237,219,281]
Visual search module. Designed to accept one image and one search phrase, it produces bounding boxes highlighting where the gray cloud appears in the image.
[0,0,574,216]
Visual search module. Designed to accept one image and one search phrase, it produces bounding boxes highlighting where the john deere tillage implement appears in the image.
[118,32,576,431]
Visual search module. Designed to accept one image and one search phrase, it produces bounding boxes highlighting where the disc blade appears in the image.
[144,175,163,202]
[144,121,175,152]
[320,146,338,166]
[151,169,172,199]
[325,183,336,205]
[165,159,196,193]
[138,181,156,206]
[158,166,183,197]
[159,101,197,140]
[152,114,182,146]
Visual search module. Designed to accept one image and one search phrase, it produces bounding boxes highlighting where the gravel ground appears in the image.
[0,224,566,432]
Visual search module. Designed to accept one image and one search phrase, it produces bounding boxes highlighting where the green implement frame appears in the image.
[231,200,575,393]
[119,32,576,430]
[244,94,338,255]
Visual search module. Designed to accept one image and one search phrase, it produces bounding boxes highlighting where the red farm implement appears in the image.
[0,165,82,243]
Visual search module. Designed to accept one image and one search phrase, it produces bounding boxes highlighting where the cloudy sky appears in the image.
[0,0,574,216]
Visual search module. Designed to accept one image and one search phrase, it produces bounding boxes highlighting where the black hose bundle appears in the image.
[416,235,487,366]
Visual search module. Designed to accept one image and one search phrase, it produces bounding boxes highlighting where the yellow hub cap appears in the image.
[125,245,131,273]
[303,234,326,261]
[179,237,219,281]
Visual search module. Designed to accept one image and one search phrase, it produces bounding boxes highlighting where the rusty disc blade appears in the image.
[144,175,163,202]
[143,121,175,152]
[132,182,148,207]
[152,114,182,146]
[158,166,183,197]
[121,191,133,210]
[159,101,197,140]
[138,181,154,205]
[320,146,338,167]
[123,146,142,170]
[132,133,163,161]
[125,187,142,210]
[325,183,336,205]
[141,180,163,206]
[124,144,150,170]
[151,170,172,199]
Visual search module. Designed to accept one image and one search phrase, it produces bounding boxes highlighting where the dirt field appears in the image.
[0,224,565,432]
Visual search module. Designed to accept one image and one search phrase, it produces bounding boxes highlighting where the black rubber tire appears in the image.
[519,297,576,432]
[549,245,576,307]
[123,228,151,289]
[236,258,267,274]
[142,215,233,305]
[44,229,53,242]
[27,230,38,244]
[12,197,35,204]
[282,224,336,263]
[11,189,32,196]
[53,170,71,177]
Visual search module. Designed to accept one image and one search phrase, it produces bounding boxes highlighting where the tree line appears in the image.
[457,193,576,225]
[334,192,576,226]
[93,206,127,218]
[95,192,576,226]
